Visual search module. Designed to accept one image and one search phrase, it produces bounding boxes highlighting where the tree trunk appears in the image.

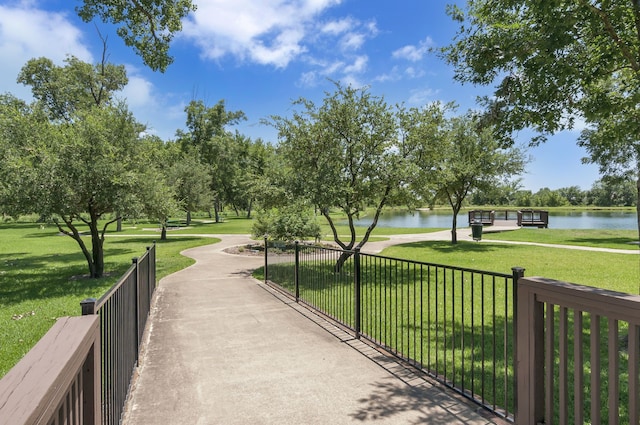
[451,212,458,244]
[246,199,253,219]
[116,216,122,232]
[91,234,104,278]
[161,224,167,240]
[186,210,192,226]
[334,250,354,272]
[214,198,221,223]
[89,215,104,278]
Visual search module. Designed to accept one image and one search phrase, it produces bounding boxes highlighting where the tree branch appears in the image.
[321,208,347,250]
[584,1,640,71]
[131,0,159,43]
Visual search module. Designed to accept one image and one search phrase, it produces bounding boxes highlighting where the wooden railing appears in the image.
[468,209,495,225]
[517,210,549,228]
[517,277,640,424]
[0,315,101,425]
[0,243,156,425]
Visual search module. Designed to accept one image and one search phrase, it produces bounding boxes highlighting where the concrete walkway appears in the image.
[122,234,502,425]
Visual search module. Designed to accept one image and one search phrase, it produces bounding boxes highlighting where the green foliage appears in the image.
[253,205,321,243]
[442,0,640,236]
[76,0,196,72]
[268,81,430,252]
[422,112,528,242]
[175,99,258,221]
[17,56,127,120]
[2,56,176,277]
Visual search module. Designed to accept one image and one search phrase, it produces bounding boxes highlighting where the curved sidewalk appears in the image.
[123,235,500,425]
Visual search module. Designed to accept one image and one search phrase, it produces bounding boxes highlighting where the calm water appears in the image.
[353,210,637,230]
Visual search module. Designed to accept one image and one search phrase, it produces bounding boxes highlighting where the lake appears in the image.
[352,210,638,230]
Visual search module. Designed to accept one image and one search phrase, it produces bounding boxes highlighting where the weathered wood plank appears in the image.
[0,315,100,425]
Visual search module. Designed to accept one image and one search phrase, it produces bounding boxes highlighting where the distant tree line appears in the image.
[469,179,637,208]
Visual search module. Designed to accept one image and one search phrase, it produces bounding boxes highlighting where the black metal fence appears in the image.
[81,243,157,425]
[264,240,523,421]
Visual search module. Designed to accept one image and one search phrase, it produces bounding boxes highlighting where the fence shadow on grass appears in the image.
[265,244,518,420]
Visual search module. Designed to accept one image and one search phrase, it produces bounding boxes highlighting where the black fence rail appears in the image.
[264,240,523,421]
[81,243,157,425]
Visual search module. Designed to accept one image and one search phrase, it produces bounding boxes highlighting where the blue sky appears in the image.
[0,0,601,192]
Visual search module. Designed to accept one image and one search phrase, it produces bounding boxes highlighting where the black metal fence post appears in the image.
[511,266,525,415]
[81,298,97,315]
[354,247,361,340]
[132,257,141,355]
[264,235,268,283]
[294,241,300,302]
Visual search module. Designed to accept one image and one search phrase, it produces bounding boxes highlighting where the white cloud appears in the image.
[119,66,155,108]
[404,66,425,79]
[343,55,368,74]
[0,3,92,99]
[392,37,434,62]
[408,87,439,105]
[340,32,365,51]
[321,17,354,35]
[182,0,342,68]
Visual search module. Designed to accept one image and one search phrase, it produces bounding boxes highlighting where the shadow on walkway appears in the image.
[122,236,504,425]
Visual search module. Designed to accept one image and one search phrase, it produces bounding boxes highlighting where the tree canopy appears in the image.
[76,0,196,72]
[1,56,170,278]
[424,113,527,243]
[442,0,640,236]
[268,82,430,258]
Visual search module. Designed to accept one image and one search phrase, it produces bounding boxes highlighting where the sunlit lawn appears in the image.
[382,237,640,294]
[482,228,639,250]
[261,227,640,420]
[0,222,217,377]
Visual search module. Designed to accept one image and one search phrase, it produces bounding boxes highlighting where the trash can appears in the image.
[471,220,483,241]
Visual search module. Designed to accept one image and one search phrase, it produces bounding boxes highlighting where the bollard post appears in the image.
[264,235,268,283]
[81,298,97,315]
[511,266,525,416]
[354,247,361,339]
[294,241,300,302]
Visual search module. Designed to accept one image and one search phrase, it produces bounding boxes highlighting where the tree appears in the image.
[469,178,524,206]
[17,55,127,120]
[76,0,196,72]
[532,188,568,207]
[268,82,420,268]
[4,56,162,278]
[587,178,637,207]
[442,0,640,239]
[6,103,150,277]
[423,113,527,243]
[176,99,247,222]
[557,186,586,206]
[166,152,213,225]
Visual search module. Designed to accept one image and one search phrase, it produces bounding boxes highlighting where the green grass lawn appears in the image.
[261,228,640,419]
[482,228,639,250]
[381,238,640,294]
[0,222,217,377]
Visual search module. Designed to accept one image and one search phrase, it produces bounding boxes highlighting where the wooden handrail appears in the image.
[0,315,101,425]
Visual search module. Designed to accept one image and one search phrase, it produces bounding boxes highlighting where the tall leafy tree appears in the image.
[442,0,640,239]
[269,82,422,266]
[17,55,127,120]
[4,56,163,278]
[176,99,247,222]
[167,152,213,225]
[4,103,150,277]
[76,0,196,72]
[423,113,527,243]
